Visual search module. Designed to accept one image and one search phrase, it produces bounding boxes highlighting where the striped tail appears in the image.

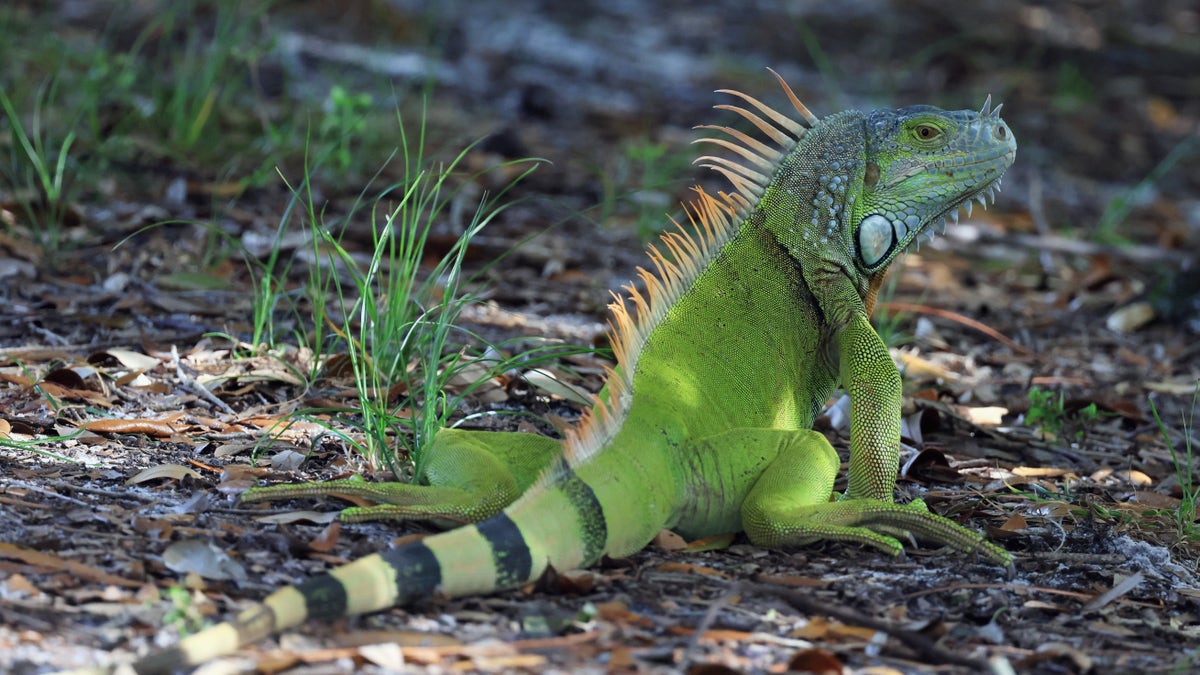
[128,517,530,673]
[128,453,653,674]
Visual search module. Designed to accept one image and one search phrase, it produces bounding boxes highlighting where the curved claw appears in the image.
[746,497,1012,567]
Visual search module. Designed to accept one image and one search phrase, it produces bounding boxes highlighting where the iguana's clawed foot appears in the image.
[735,430,1011,570]
[746,497,1012,568]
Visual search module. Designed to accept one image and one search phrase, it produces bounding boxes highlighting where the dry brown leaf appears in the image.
[464,654,547,670]
[91,347,161,372]
[787,648,845,675]
[900,447,954,480]
[894,350,957,383]
[1129,490,1180,509]
[125,463,202,485]
[131,517,175,540]
[358,643,406,669]
[86,418,179,436]
[307,521,342,553]
[683,532,737,551]
[656,561,729,578]
[1022,599,1068,613]
[790,616,878,642]
[554,568,598,594]
[215,464,261,494]
[1106,302,1155,334]
[36,380,112,407]
[1,572,42,597]
[999,514,1028,532]
[42,367,88,389]
[593,600,652,628]
[521,368,593,405]
[1119,469,1153,486]
[652,529,688,551]
[790,617,833,639]
[161,540,246,582]
[254,510,342,525]
[1086,621,1139,637]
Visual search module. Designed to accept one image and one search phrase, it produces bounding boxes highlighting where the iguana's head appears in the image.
[853,99,1016,274]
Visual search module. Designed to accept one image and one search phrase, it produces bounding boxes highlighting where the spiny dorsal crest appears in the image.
[559,70,818,465]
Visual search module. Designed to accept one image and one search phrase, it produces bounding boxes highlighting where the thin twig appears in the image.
[677,583,739,672]
[172,344,234,413]
[879,301,1033,355]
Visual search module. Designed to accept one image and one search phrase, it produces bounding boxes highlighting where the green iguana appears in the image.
[115,70,1017,673]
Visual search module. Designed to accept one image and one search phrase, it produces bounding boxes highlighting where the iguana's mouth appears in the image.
[923,173,1007,244]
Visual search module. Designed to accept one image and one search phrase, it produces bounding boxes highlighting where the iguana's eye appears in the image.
[914,124,941,140]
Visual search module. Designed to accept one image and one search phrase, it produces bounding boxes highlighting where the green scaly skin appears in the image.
[99,75,1017,674]
[241,430,561,526]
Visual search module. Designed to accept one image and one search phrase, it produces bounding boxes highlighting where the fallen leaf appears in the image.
[657,561,728,578]
[521,368,593,405]
[553,569,598,594]
[1086,621,1139,637]
[788,648,845,674]
[36,380,112,407]
[270,448,307,471]
[85,418,179,437]
[1106,302,1154,333]
[306,521,342,553]
[161,540,247,582]
[254,510,341,525]
[358,643,406,669]
[1129,490,1180,509]
[89,348,161,372]
[999,514,1028,532]
[1,572,42,598]
[125,463,202,485]
[957,405,1008,426]
[652,529,688,551]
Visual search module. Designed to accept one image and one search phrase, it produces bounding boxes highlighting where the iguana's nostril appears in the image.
[996,123,1008,140]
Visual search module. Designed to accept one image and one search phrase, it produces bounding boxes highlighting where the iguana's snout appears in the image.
[855,99,1016,271]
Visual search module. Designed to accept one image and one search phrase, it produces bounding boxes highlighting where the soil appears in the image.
[2,1,1199,674]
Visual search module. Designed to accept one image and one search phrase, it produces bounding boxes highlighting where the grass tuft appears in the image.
[1149,383,1200,545]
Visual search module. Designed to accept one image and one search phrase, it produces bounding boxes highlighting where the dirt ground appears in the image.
[2,1,1199,673]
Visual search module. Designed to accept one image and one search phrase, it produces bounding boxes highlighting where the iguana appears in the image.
[113,70,1017,673]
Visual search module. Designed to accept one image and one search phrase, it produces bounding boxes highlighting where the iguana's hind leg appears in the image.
[241,429,561,527]
[740,429,1011,565]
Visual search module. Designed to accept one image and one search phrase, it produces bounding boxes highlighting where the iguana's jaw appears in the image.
[925,174,1005,241]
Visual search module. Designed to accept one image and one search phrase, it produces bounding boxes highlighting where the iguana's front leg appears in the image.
[738,427,1010,565]
[241,429,561,527]
[737,311,1011,565]
[836,310,903,502]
